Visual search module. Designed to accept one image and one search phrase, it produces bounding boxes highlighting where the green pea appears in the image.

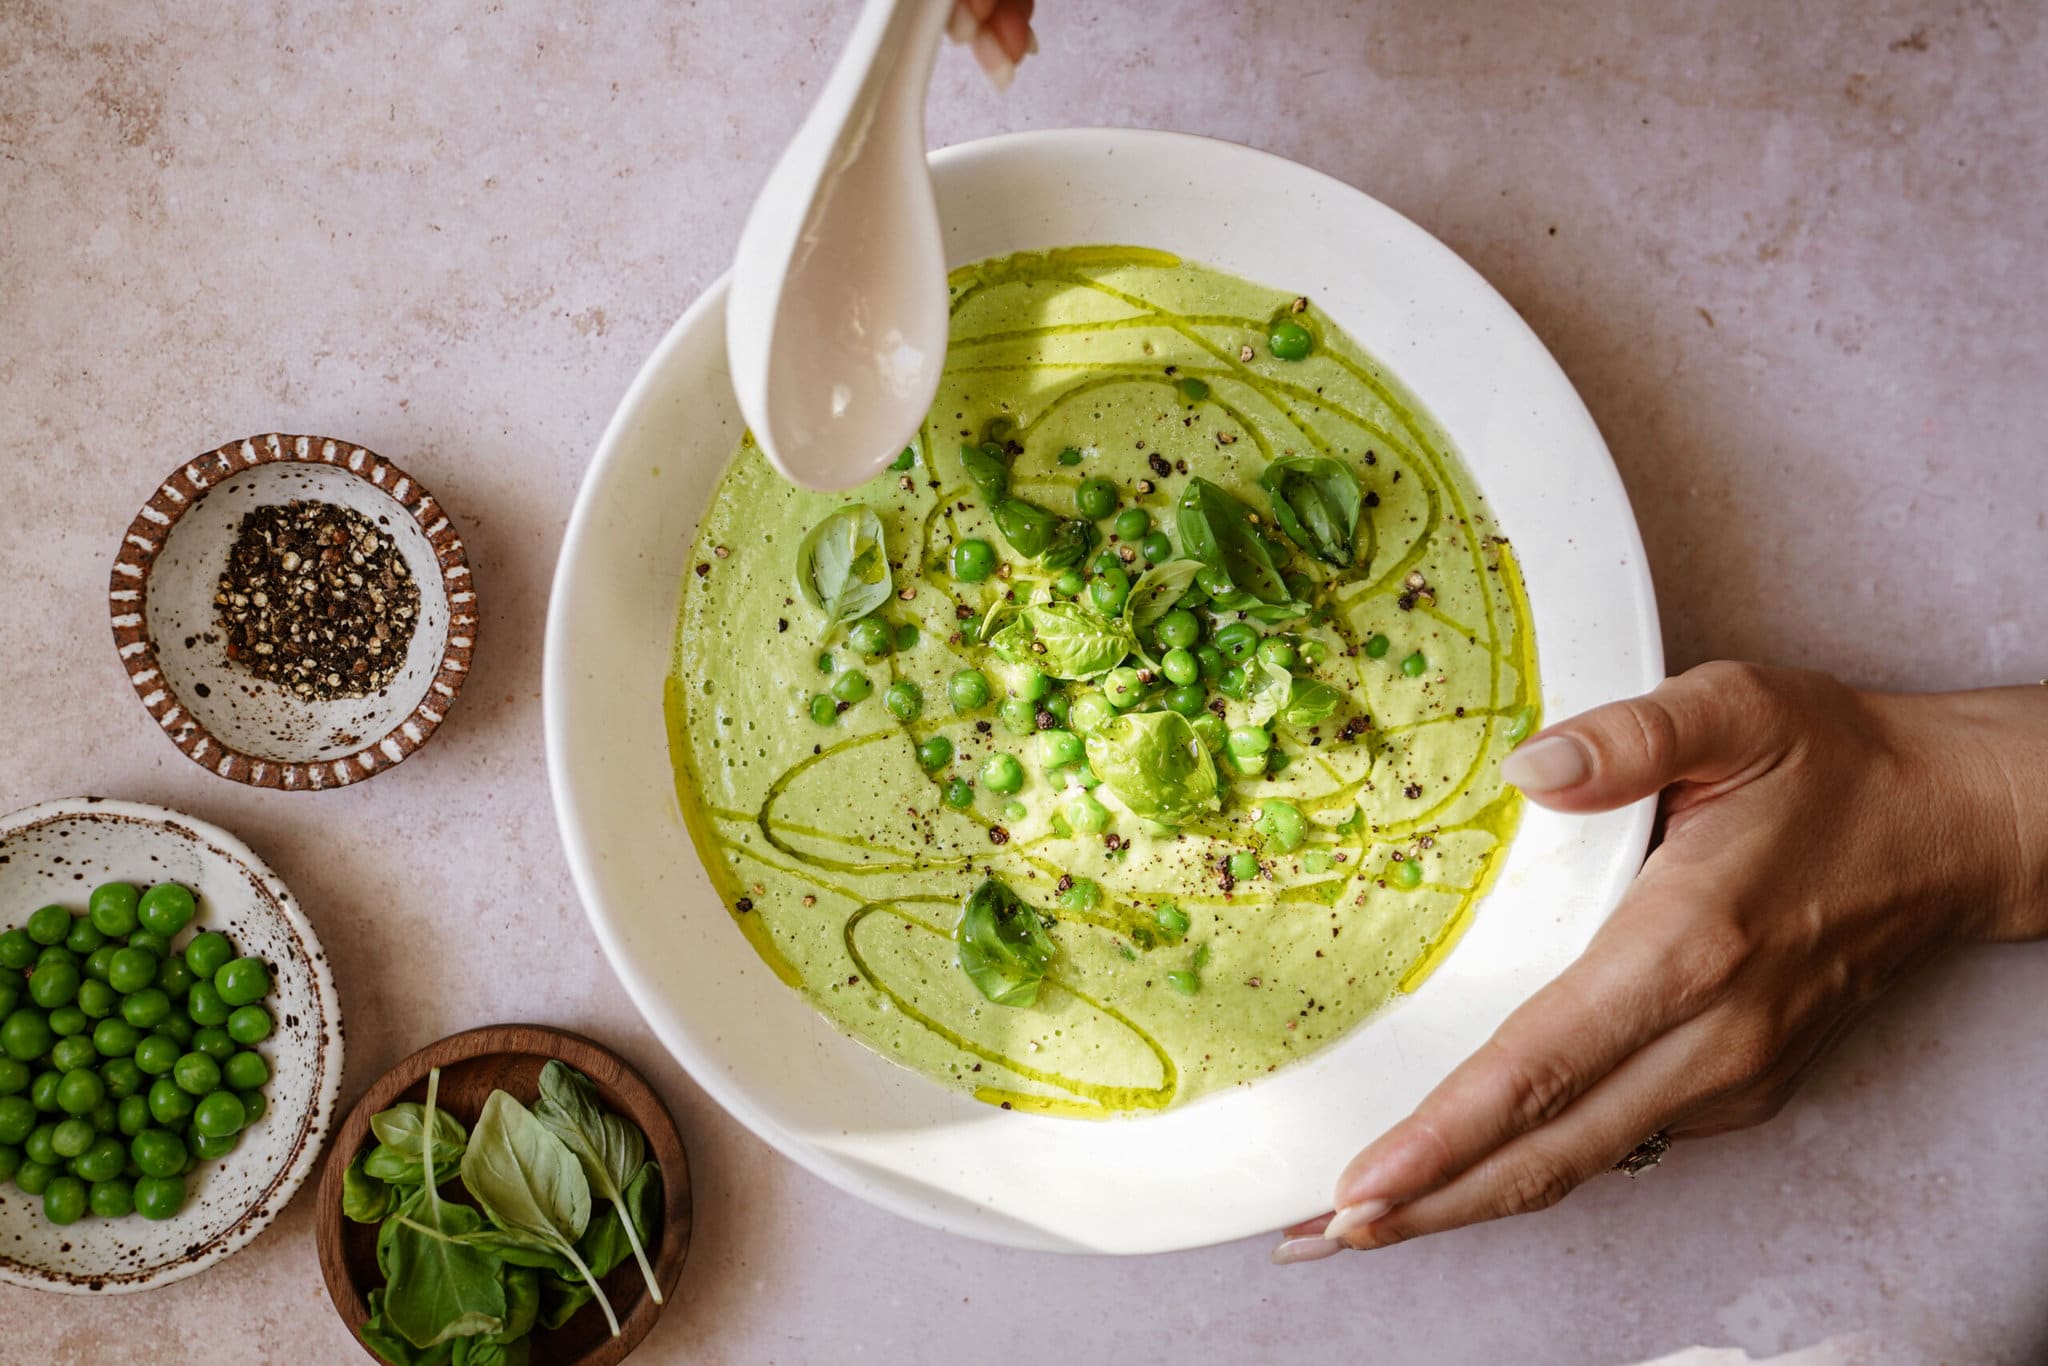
[1505,707,1537,742]
[28,961,80,1009]
[1,1007,52,1062]
[1069,691,1115,734]
[848,617,892,658]
[14,1158,56,1195]
[121,988,172,1031]
[42,1174,87,1225]
[156,953,196,998]
[0,1095,36,1144]
[1075,477,1118,520]
[91,1019,140,1058]
[24,1122,58,1165]
[1112,507,1151,542]
[75,979,116,1021]
[883,681,923,722]
[89,1177,134,1218]
[1364,633,1391,659]
[222,1051,268,1091]
[1089,565,1131,616]
[63,917,104,955]
[237,1089,267,1126]
[1391,857,1424,889]
[1401,650,1428,677]
[1218,666,1247,699]
[1064,793,1110,834]
[1268,318,1313,360]
[131,1126,188,1179]
[137,884,196,938]
[134,1173,186,1220]
[125,931,169,958]
[192,1026,236,1061]
[1155,904,1191,936]
[1156,610,1200,650]
[1195,644,1225,680]
[1104,666,1145,710]
[100,1058,143,1100]
[1039,730,1085,768]
[951,537,996,582]
[830,670,873,705]
[943,778,975,811]
[1214,622,1259,663]
[1177,375,1211,402]
[0,1143,16,1183]
[49,1035,94,1073]
[1041,693,1072,725]
[1157,649,1196,687]
[191,1130,238,1161]
[181,932,231,982]
[83,946,116,984]
[0,1058,27,1095]
[1013,668,1051,703]
[48,1005,87,1038]
[1092,549,1123,576]
[107,947,157,995]
[26,905,72,947]
[1228,851,1261,881]
[1052,568,1086,597]
[890,446,915,472]
[192,1090,247,1139]
[948,669,991,713]
[76,1134,126,1183]
[50,1117,94,1158]
[28,1071,61,1113]
[35,945,77,973]
[87,883,141,938]
[1226,749,1268,778]
[895,622,919,651]
[173,1051,221,1096]
[816,651,835,674]
[979,754,1024,795]
[1139,531,1173,564]
[957,613,983,640]
[809,694,838,726]
[916,735,953,772]
[1256,800,1308,854]
[133,1034,180,1076]
[1166,971,1200,996]
[1072,762,1102,789]
[1159,684,1203,716]
[1059,877,1102,911]
[86,1098,116,1134]
[1300,639,1328,666]
[998,697,1037,737]
[145,1078,191,1127]
[156,1014,193,1046]
[55,1068,104,1115]
[1256,637,1296,669]
[0,928,38,970]
[0,979,16,1022]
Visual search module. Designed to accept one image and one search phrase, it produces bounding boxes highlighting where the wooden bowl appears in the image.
[108,433,477,790]
[314,1025,690,1365]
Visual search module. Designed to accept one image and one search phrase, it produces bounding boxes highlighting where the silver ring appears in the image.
[1614,1131,1670,1176]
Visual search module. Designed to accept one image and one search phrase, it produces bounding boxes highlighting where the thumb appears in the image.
[1501,661,1791,812]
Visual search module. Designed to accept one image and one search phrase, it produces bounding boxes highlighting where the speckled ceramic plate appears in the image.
[0,798,344,1292]
[109,434,476,791]
[547,129,1663,1253]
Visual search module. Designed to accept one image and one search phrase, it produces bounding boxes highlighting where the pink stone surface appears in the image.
[2,2,2044,1362]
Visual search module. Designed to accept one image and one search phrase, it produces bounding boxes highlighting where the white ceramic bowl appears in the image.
[546,129,1662,1253]
[0,798,344,1291]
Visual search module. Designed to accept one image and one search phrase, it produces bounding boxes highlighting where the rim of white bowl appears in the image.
[545,127,1663,1253]
[0,796,345,1292]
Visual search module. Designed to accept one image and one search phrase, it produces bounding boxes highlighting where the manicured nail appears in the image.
[1323,1197,1393,1245]
[1270,1236,1344,1265]
[1501,734,1589,792]
[945,6,978,43]
[972,30,1015,90]
[1026,30,1040,55]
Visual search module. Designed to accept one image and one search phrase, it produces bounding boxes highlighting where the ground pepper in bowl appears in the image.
[214,500,419,701]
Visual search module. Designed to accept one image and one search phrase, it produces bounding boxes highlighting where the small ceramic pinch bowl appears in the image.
[109,433,476,791]
[0,797,344,1292]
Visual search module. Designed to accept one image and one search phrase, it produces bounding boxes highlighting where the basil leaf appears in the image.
[451,1226,572,1274]
[795,506,892,639]
[344,1149,398,1223]
[1208,587,1311,625]
[1040,517,1098,571]
[1245,660,1293,728]
[958,442,1010,505]
[994,498,1057,558]
[493,1264,540,1346]
[955,877,1057,1008]
[1259,456,1362,567]
[461,1091,621,1339]
[534,1062,662,1306]
[383,1072,507,1350]
[536,1273,592,1332]
[1083,710,1221,824]
[370,1101,468,1171]
[1176,478,1289,603]
[987,611,1036,664]
[1021,603,1137,679]
[362,1289,456,1366]
[1124,559,1205,637]
[577,1161,660,1279]
[1281,676,1344,730]
[452,1336,528,1366]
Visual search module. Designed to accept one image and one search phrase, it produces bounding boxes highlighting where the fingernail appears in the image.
[1323,1197,1393,1244]
[945,6,978,43]
[972,30,1016,90]
[1270,1236,1344,1265]
[1026,30,1040,55]
[1501,734,1589,792]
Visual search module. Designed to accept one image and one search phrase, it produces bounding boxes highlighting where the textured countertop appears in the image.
[2,2,2044,1362]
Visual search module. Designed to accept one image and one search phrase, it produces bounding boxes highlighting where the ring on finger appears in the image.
[1612,1130,1671,1176]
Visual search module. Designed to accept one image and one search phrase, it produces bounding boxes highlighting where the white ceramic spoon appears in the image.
[726,0,956,492]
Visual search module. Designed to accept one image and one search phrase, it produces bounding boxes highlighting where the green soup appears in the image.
[667,247,1538,1116]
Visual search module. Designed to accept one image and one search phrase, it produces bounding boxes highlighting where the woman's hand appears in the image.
[1274,662,2048,1264]
[950,0,1036,90]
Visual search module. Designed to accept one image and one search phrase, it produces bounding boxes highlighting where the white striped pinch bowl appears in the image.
[108,434,476,791]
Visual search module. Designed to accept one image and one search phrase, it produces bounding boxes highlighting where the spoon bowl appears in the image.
[726,0,954,491]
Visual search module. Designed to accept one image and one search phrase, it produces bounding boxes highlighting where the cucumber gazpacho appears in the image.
[666,247,1538,1116]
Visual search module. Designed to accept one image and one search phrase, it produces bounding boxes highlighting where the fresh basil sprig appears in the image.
[1258,456,1363,567]
[958,441,1010,505]
[533,1061,663,1307]
[1123,559,1205,637]
[956,877,1058,1008]
[1280,676,1344,730]
[795,506,892,640]
[1083,710,1221,824]
[1175,478,1290,604]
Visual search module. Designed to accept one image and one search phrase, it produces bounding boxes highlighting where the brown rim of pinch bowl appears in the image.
[108,433,476,790]
[314,1024,691,1366]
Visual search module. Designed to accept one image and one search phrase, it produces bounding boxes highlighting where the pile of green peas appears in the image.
[810,614,922,726]
[0,881,275,1226]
